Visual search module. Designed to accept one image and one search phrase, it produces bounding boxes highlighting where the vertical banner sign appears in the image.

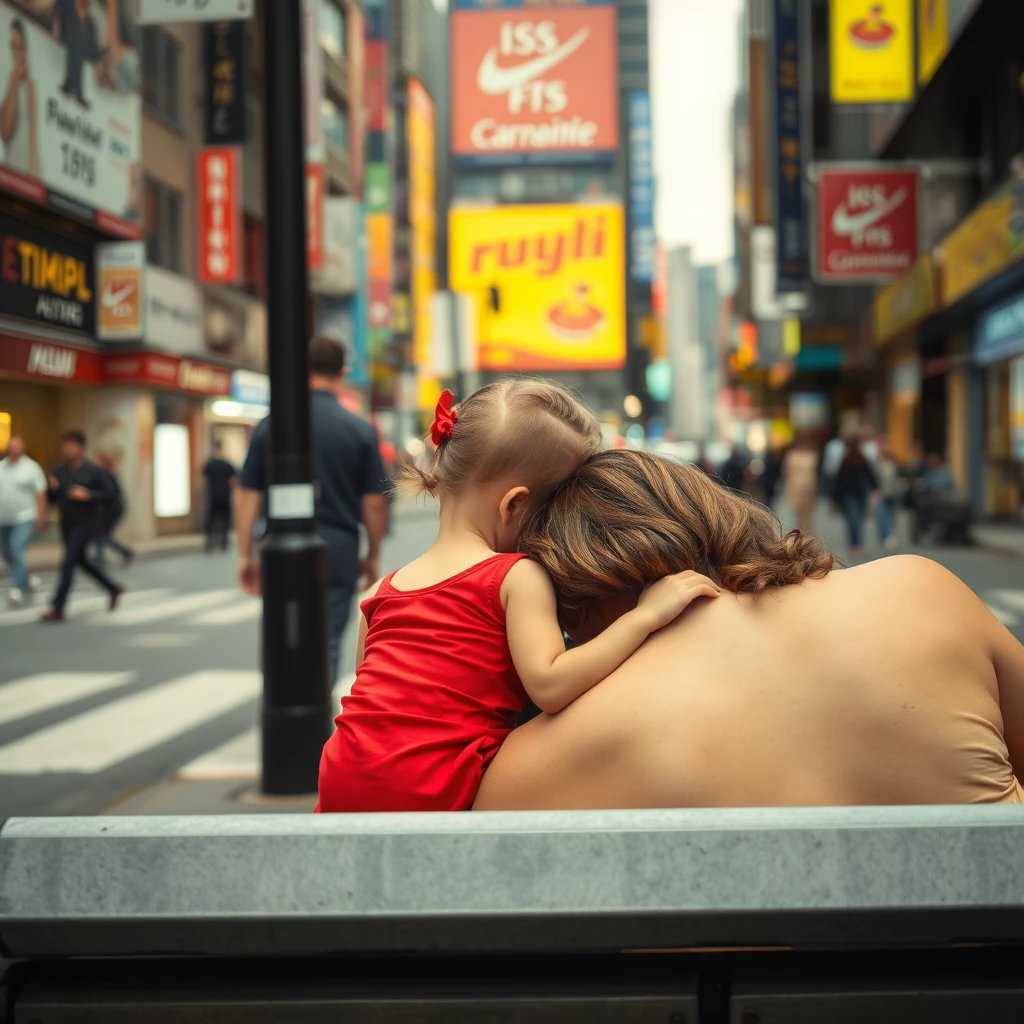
[96,241,145,340]
[408,79,437,400]
[917,0,948,85]
[1011,356,1024,462]
[348,3,366,198]
[197,147,242,284]
[365,41,389,133]
[302,0,325,271]
[773,0,807,292]
[628,92,655,284]
[829,0,913,103]
[204,20,247,145]
[366,162,392,353]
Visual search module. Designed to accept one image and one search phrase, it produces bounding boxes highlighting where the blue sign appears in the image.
[628,92,655,284]
[363,0,388,41]
[772,0,807,292]
[795,345,843,372]
[231,370,269,408]
[977,292,1024,365]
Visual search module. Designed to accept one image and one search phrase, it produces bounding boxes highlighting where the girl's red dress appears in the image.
[316,553,528,812]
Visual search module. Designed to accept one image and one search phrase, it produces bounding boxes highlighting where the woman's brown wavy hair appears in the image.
[518,449,835,621]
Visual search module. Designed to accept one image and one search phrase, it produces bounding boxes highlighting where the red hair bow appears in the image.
[430,389,458,446]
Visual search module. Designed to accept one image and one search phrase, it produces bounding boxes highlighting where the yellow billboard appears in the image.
[917,0,948,85]
[407,78,438,408]
[449,203,625,372]
[830,0,913,103]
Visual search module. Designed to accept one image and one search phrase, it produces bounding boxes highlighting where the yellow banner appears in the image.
[873,253,936,345]
[830,0,913,103]
[449,204,625,372]
[917,0,948,85]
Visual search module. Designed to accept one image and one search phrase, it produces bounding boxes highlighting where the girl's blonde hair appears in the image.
[397,378,602,500]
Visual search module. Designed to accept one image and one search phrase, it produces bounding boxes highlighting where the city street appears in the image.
[0,500,1021,820]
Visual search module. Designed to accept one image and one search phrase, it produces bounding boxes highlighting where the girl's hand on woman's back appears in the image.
[637,571,721,633]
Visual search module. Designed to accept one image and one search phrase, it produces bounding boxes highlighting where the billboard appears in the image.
[0,0,142,235]
[449,203,625,371]
[451,4,618,165]
[408,78,436,396]
[816,165,918,282]
[829,0,913,104]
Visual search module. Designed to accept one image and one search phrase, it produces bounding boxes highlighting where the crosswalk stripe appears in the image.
[0,672,136,728]
[95,589,240,626]
[989,590,1024,613]
[0,670,261,774]
[192,599,261,626]
[986,603,1020,627]
[0,589,171,627]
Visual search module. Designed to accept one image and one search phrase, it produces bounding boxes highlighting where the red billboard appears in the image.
[817,165,918,282]
[451,5,618,164]
[197,147,242,285]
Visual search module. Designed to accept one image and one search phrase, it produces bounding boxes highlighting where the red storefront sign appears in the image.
[306,162,325,271]
[103,353,231,396]
[197,147,242,284]
[817,165,918,281]
[0,335,104,383]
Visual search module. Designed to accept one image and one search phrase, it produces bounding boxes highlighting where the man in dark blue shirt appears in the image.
[235,338,388,686]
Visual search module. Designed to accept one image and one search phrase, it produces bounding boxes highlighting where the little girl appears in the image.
[316,379,720,812]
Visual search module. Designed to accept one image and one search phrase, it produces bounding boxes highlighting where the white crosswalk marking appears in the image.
[0,670,261,774]
[986,603,1020,627]
[0,672,136,728]
[95,589,240,627]
[0,589,171,627]
[989,590,1024,613]
[192,599,261,626]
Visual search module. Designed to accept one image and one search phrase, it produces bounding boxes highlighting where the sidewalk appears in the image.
[973,522,1024,559]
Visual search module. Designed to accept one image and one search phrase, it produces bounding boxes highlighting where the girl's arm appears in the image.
[503,560,719,714]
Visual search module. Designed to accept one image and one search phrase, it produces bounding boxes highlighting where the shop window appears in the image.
[142,28,182,127]
[322,95,349,153]
[319,0,347,61]
[145,180,183,274]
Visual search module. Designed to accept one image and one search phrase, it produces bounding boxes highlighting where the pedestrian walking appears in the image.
[202,443,236,552]
[235,337,389,686]
[43,430,125,622]
[874,438,903,550]
[93,452,133,567]
[831,438,879,556]
[720,445,748,492]
[782,437,819,535]
[760,443,785,510]
[0,436,46,606]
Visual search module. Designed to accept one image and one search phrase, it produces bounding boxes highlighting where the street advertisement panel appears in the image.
[0,210,94,332]
[408,77,437,403]
[196,146,241,284]
[95,239,143,339]
[773,0,807,291]
[816,164,918,281]
[451,4,618,165]
[204,19,246,145]
[939,178,1024,306]
[627,91,654,284]
[917,0,948,85]
[0,0,142,235]
[449,203,625,371]
[829,0,913,104]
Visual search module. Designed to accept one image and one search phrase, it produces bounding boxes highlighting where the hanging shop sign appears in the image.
[773,0,807,291]
[938,178,1024,307]
[0,1,142,238]
[829,0,913,104]
[628,92,655,284]
[449,203,625,371]
[196,146,242,285]
[872,252,936,345]
[0,212,94,333]
[450,3,618,165]
[816,164,918,282]
[204,19,247,145]
[95,241,144,340]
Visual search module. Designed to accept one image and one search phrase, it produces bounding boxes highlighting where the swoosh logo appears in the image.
[477,27,591,95]
[831,188,908,237]
[101,280,137,308]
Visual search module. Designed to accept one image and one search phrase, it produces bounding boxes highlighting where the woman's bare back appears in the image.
[475,556,1024,810]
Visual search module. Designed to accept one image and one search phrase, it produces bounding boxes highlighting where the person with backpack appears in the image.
[94,451,133,567]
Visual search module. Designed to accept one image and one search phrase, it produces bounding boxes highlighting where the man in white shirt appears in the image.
[0,436,46,606]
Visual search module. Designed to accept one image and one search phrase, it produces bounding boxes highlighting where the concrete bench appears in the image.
[2,805,1024,1020]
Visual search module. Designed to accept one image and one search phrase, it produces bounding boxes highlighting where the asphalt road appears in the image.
[0,500,1021,819]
